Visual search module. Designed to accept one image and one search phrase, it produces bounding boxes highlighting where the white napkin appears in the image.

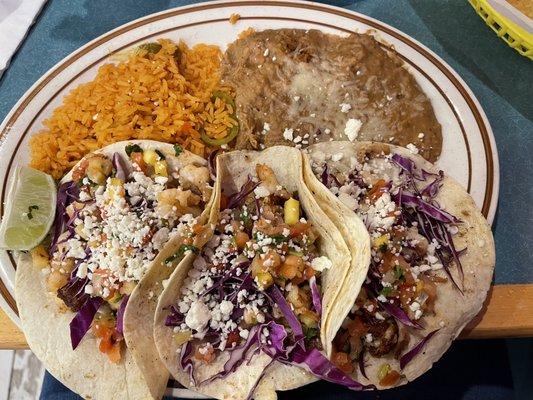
[0,0,47,77]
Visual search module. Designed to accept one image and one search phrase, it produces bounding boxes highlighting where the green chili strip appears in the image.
[165,244,199,265]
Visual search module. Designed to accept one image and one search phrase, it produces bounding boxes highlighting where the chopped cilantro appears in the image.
[378,242,388,253]
[155,149,166,160]
[270,234,289,244]
[165,244,199,264]
[173,144,183,156]
[27,205,39,220]
[138,42,162,54]
[239,210,250,224]
[304,326,319,342]
[125,144,143,156]
[393,265,405,281]
[379,286,393,297]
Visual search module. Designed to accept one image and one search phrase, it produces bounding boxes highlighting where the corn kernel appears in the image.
[143,149,159,166]
[378,363,392,381]
[256,271,274,290]
[373,234,389,250]
[154,160,168,176]
[109,177,123,186]
[284,198,300,226]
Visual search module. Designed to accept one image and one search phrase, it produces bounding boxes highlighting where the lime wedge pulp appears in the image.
[0,166,56,250]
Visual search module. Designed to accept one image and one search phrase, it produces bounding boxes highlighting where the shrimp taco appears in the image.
[153,146,372,400]
[15,140,215,399]
[303,141,495,388]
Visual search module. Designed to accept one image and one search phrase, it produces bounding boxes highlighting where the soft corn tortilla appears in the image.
[16,140,212,400]
[153,146,369,399]
[305,141,495,388]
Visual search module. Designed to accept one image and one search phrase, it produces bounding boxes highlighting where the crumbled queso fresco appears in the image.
[313,149,459,325]
[168,165,328,359]
[314,148,464,373]
[49,149,212,303]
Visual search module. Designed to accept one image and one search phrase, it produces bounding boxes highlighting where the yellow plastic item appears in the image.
[469,0,533,59]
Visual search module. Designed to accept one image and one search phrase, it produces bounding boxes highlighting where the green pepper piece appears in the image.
[211,90,235,110]
[125,144,143,156]
[173,144,183,156]
[165,244,199,265]
[200,123,239,147]
[138,43,162,54]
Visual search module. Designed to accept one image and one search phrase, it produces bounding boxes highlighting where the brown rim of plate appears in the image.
[0,1,494,318]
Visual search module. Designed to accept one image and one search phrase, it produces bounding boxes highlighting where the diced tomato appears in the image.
[379,370,401,386]
[289,222,309,238]
[226,330,241,348]
[130,152,147,173]
[366,179,389,203]
[98,330,114,353]
[303,265,316,281]
[106,342,122,363]
[331,352,354,374]
[194,345,216,364]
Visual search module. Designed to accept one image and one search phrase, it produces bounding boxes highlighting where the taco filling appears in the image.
[310,146,465,386]
[163,163,369,395]
[41,143,212,362]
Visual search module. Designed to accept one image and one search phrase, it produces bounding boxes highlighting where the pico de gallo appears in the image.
[164,163,372,396]
[32,143,212,362]
[311,145,464,386]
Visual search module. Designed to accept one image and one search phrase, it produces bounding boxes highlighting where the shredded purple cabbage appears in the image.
[421,171,444,198]
[391,154,436,181]
[164,305,185,327]
[226,177,260,209]
[309,276,322,316]
[180,341,196,386]
[201,324,262,384]
[115,295,129,334]
[320,164,341,188]
[70,297,103,349]
[291,347,374,390]
[400,329,440,369]
[378,299,422,329]
[49,181,78,255]
[268,285,303,340]
[390,152,465,291]
[112,152,128,182]
[395,191,459,224]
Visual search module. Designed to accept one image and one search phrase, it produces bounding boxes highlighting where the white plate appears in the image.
[0,0,499,395]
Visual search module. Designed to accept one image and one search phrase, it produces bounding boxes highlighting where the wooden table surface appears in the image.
[1,283,532,349]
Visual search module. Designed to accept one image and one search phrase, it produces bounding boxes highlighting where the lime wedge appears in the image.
[0,166,56,250]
